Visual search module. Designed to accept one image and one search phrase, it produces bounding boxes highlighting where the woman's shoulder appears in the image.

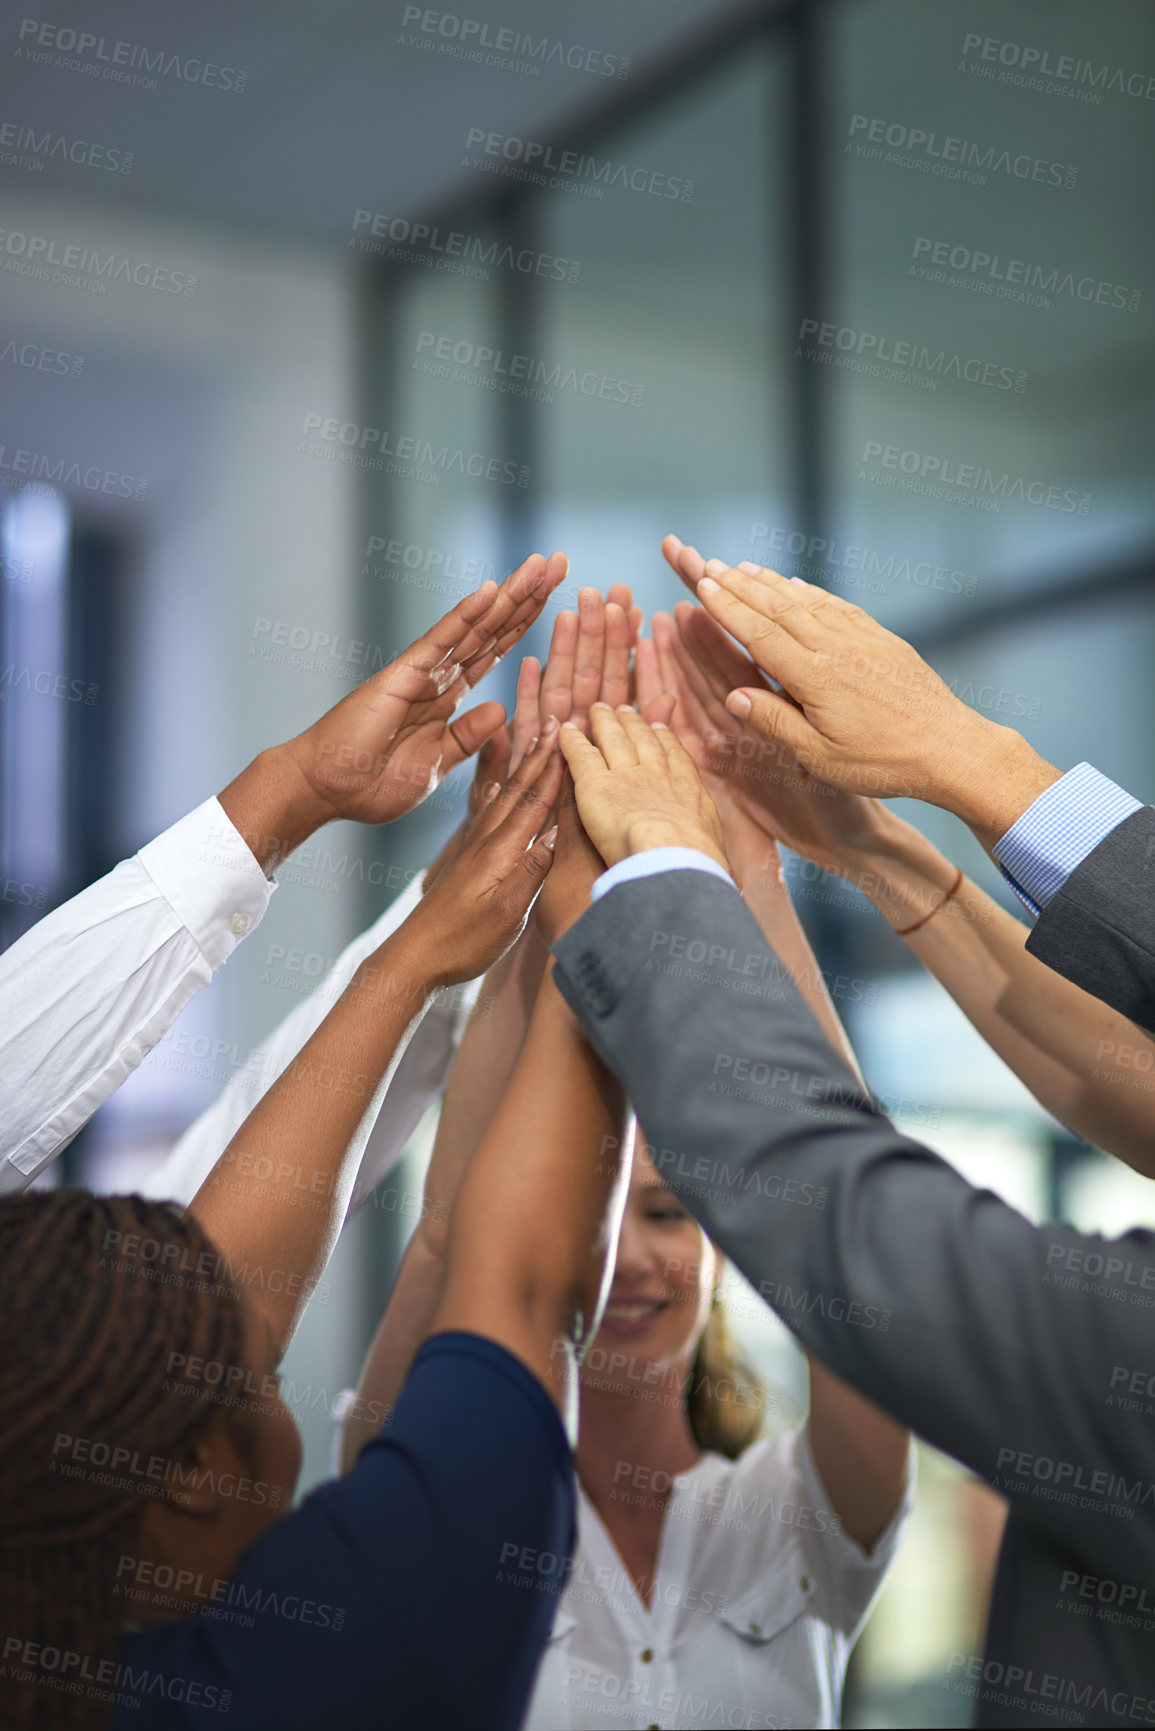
[687,1427,860,1559]
[701,1424,808,1490]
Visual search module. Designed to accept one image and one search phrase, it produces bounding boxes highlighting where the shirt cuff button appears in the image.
[229,912,250,935]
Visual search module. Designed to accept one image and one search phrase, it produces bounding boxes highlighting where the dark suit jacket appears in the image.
[553,869,1155,1729]
[1026,806,1155,1036]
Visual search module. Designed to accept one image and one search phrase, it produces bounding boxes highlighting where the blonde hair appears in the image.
[685,1297,767,1459]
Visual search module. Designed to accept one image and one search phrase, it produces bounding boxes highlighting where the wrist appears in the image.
[621,820,730,874]
[357,925,443,1005]
[842,808,965,929]
[929,718,1061,850]
[217,744,331,875]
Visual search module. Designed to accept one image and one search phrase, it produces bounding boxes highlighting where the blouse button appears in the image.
[229,912,250,934]
[641,1648,653,1663]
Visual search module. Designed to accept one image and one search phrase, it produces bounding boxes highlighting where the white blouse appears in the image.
[522,1425,912,1731]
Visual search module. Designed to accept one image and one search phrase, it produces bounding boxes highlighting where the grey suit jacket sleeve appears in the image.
[1026,805,1155,1036]
[553,870,1155,1575]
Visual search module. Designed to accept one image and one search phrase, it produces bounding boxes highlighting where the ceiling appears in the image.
[3,0,764,242]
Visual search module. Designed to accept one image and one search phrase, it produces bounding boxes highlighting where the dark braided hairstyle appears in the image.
[0,1191,247,1730]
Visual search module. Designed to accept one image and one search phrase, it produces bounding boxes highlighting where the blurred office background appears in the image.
[2,0,1153,1722]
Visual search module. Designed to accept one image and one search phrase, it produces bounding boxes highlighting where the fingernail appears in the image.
[541,825,558,850]
[705,558,726,575]
[614,703,636,714]
[560,719,579,730]
[698,577,720,595]
[591,700,612,710]
[651,721,670,731]
[544,714,559,735]
[483,782,502,801]
[738,561,760,575]
[526,736,539,754]
[790,576,807,588]
[728,692,752,719]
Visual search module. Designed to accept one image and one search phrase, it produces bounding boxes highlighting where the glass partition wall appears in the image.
[351,3,1155,1720]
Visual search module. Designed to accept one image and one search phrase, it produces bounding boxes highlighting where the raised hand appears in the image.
[558,705,728,872]
[278,552,568,841]
[661,534,1059,846]
[662,533,959,797]
[426,610,628,895]
[403,721,564,987]
[536,582,669,743]
[665,603,884,874]
[538,587,629,732]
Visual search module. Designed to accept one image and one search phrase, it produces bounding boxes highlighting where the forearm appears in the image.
[341,931,551,1469]
[806,1356,909,1553]
[730,830,862,1082]
[340,1228,443,1471]
[190,928,437,1353]
[432,966,631,1429]
[419,928,550,1255]
[217,742,331,875]
[840,808,1155,1173]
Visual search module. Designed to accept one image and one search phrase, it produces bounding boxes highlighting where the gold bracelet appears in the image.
[893,864,965,937]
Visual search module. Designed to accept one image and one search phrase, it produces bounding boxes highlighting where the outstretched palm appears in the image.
[287,551,568,827]
[647,580,881,872]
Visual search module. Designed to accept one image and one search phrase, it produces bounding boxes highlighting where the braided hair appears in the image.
[0,1191,247,1730]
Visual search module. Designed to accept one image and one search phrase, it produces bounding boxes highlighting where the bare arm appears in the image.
[836,807,1155,1176]
[190,730,563,1357]
[715,834,909,1550]
[723,821,862,1083]
[432,963,631,1438]
[339,930,548,1470]
[190,929,436,1357]
[343,612,647,1465]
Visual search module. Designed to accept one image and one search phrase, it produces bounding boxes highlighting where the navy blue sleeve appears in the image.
[115,1331,575,1731]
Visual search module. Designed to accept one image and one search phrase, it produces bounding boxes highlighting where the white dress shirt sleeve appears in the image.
[591,846,736,902]
[0,797,272,1196]
[142,873,476,1218]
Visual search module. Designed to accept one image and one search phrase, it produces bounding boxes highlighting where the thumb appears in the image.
[470,726,512,809]
[727,688,818,757]
[499,828,557,917]
[524,826,559,885]
[445,700,506,772]
[558,721,606,782]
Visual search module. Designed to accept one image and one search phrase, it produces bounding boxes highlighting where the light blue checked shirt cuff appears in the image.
[591,847,735,903]
[993,763,1143,917]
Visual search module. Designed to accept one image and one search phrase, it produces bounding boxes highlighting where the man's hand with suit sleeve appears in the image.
[558,705,730,871]
[662,534,1061,852]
